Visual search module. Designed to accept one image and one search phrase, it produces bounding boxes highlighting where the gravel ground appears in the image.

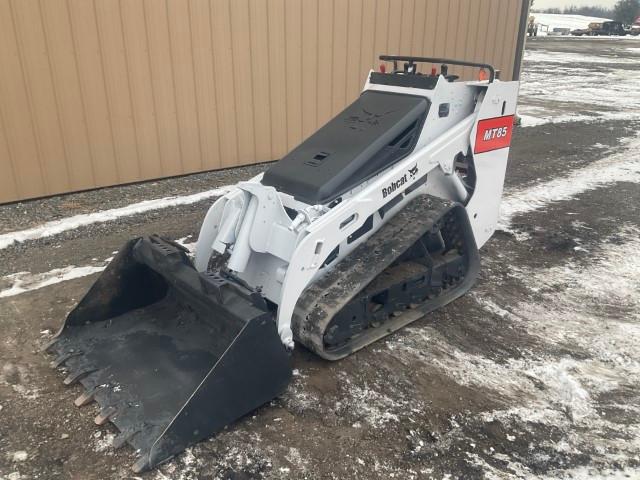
[0,162,273,236]
[1,37,639,480]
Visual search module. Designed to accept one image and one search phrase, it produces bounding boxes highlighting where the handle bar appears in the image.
[379,55,496,82]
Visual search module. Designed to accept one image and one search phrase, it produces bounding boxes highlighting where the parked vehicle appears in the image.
[572,21,626,36]
[548,27,571,36]
[571,22,599,36]
[625,25,640,36]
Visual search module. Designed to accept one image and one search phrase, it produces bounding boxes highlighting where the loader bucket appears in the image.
[46,235,291,472]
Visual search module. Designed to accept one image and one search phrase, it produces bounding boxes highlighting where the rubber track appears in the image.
[292,194,479,360]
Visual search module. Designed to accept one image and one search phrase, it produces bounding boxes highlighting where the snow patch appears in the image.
[8,383,40,400]
[175,235,196,254]
[8,451,28,462]
[93,431,114,452]
[165,431,272,479]
[0,265,106,299]
[500,134,640,227]
[1,364,41,400]
[528,228,640,309]
[391,329,596,424]
[519,44,640,126]
[387,223,640,473]
[285,447,309,472]
[465,450,532,479]
[530,13,612,34]
[505,227,640,368]
[0,187,231,250]
[550,466,640,479]
[524,49,637,65]
[480,230,639,468]
[0,242,195,298]
[155,448,198,480]
[337,373,418,428]
[281,376,320,413]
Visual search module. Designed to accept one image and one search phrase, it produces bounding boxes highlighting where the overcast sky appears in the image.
[533,0,617,8]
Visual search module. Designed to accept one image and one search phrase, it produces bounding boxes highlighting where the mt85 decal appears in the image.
[474,115,514,154]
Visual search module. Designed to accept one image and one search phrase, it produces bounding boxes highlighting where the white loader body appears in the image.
[195,61,519,347]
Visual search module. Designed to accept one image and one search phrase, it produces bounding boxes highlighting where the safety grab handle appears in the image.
[379,55,496,82]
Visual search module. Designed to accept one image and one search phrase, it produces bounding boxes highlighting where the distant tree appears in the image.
[533,5,614,17]
[613,0,640,23]
[563,5,614,17]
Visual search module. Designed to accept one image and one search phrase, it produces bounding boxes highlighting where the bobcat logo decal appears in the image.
[345,108,395,131]
[381,165,419,198]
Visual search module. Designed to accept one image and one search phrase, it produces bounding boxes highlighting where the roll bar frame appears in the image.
[379,55,497,82]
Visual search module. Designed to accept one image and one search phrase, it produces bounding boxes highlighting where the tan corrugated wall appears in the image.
[0,0,524,204]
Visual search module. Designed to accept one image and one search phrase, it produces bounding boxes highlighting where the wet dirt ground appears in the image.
[1,37,639,479]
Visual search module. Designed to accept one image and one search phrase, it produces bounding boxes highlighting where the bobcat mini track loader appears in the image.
[47,56,519,471]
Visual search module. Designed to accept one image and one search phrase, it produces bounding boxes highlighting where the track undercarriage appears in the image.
[293,194,479,359]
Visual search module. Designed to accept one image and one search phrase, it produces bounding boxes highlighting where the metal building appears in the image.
[0,0,529,204]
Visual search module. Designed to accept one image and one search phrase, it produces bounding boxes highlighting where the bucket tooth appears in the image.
[63,368,96,386]
[112,428,139,450]
[51,351,82,368]
[94,406,117,426]
[74,390,95,407]
[132,454,150,474]
[42,337,60,353]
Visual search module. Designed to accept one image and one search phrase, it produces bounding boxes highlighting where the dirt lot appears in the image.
[1,37,639,480]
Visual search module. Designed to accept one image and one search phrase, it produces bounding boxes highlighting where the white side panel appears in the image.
[193,73,520,347]
[466,81,519,247]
